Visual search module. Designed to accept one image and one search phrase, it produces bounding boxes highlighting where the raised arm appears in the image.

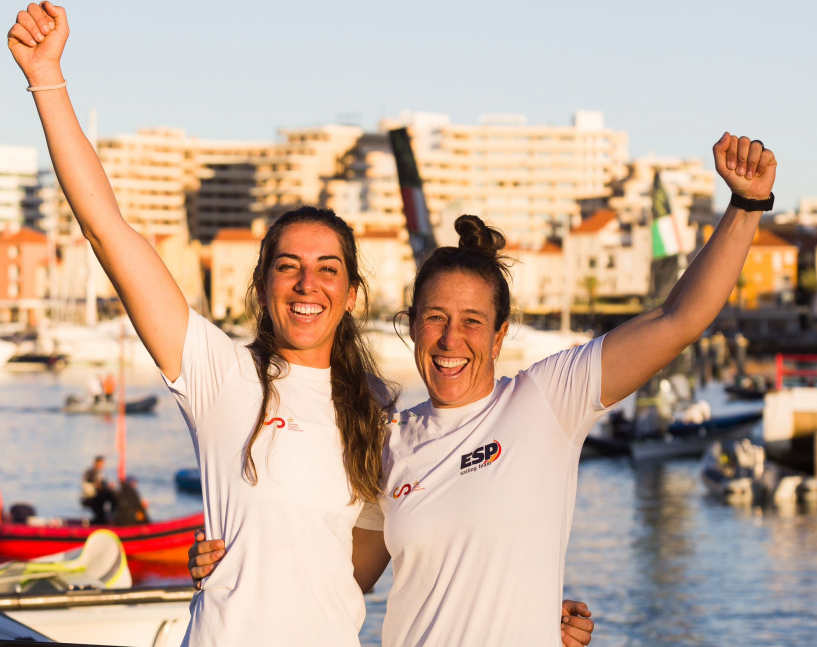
[600,132,776,407]
[7,2,188,380]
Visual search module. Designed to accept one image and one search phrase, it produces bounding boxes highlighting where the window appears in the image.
[607,256,615,269]
[8,245,19,259]
[589,258,597,269]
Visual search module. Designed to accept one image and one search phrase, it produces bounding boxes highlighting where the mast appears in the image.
[560,215,573,333]
[388,127,437,266]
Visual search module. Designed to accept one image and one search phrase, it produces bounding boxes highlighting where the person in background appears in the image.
[102,373,116,402]
[81,455,115,524]
[88,374,103,404]
[114,476,150,526]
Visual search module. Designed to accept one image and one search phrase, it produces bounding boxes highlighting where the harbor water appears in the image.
[1,362,816,646]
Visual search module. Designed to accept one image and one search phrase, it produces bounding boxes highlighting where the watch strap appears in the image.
[730,192,774,212]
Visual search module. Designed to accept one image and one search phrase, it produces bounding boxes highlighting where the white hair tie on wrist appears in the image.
[27,81,67,92]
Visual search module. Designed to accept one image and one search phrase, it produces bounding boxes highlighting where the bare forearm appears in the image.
[662,205,761,344]
[600,132,776,406]
[28,67,123,243]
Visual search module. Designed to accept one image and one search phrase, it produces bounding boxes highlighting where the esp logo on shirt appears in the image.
[460,440,502,471]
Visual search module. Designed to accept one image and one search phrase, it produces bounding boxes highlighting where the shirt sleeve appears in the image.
[355,500,385,531]
[161,307,240,433]
[523,335,614,445]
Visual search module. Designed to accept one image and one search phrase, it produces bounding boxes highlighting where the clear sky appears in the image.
[2,0,814,210]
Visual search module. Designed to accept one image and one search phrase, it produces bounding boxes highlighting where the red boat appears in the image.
[0,512,204,562]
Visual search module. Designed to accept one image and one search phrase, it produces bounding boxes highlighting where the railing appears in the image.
[775,354,817,391]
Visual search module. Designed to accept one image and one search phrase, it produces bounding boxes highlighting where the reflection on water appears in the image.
[567,459,817,646]
[1,364,815,645]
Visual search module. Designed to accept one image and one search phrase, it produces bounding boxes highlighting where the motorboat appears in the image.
[3,353,68,372]
[0,586,193,646]
[174,469,201,495]
[0,511,204,563]
[63,395,158,415]
[701,438,813,506]
[724,375,770,401]
[0,530,131,595]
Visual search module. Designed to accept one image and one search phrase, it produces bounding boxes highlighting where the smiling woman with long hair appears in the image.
[6,5,399,645]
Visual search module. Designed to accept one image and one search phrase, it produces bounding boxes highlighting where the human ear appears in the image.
[345,284,358,313]
[492,321,509,358]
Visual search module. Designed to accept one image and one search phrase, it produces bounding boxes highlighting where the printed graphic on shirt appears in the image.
[460,440,502,475]
[263,416,303,432]
[392,481,426,499]
[390,412,419,426]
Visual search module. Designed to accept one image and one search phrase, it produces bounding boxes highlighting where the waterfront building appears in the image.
[506,242,565,314]
[729,229,798,309]
[210,226,264,321]
[191,125,363,243]
[373,111,630,248]
[567,209,653,302]
[607,155,716,252]
[0,225,48,325]
[356,227,415,316]
[0,146,42,231]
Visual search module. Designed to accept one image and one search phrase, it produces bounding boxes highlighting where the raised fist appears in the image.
[713,132,777,201]
[7,2,68,85]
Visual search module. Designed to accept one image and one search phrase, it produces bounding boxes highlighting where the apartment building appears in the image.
[729,229,798,309]
[210,226,265,320]
[0,225,48,325]
[607,155,716,253]
[191,125,363,242]
[507,242,564,314]
[324,111,630,249]
[0,146,42,231]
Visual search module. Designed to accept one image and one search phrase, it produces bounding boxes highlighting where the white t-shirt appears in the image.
[163,309,366,647]
[356,336,610,647]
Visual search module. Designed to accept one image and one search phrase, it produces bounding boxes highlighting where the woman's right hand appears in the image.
[188,530,226,589]
[7,2,68,85]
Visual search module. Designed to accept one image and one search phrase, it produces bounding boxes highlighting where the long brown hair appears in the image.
[244,206,398,503]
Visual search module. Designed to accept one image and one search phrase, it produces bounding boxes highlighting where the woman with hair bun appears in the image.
[354,125,775,646]
[195,119,776,645]
[193,128,776,645]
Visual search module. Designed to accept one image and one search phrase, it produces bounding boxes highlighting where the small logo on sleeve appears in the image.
[460,440,502,475]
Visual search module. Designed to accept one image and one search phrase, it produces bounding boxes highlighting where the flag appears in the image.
[389,128,437,265]
[651,171,681,258]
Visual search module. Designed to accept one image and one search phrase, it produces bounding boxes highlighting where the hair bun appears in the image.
[454,215,506,257]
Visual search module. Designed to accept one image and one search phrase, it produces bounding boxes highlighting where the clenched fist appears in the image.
[7,2,68,86]
[713,132,776,201]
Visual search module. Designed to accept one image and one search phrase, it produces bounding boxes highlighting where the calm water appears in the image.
[1,364,815,646]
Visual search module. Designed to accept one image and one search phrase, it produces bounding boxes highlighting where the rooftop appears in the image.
[0,226,47,245]
[753,229,797,248]
[572,209,617,234]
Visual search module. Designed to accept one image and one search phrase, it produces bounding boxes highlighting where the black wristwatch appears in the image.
[730,192,774,212]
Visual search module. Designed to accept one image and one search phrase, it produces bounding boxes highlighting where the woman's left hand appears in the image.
[561,599,594,647]
[713,132,776,200]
